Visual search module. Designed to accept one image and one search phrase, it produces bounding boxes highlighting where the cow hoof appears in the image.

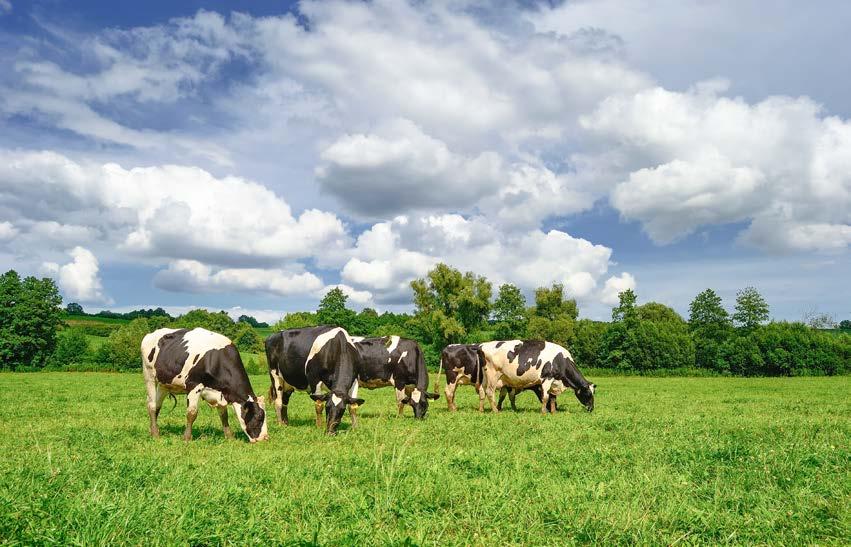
[183,432,193,442]
[224,430,234,440]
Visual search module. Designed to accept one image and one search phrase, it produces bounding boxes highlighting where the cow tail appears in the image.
[475,345,485,392]
[168,393,177,412]
[432,348,442,397]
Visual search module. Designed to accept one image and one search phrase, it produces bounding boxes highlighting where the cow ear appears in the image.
[257,395,266,408]
[309,393,329,402]
[401,396,411,404]
[348,397,366,406]
[426,392,440,400]
[590,384,597,394]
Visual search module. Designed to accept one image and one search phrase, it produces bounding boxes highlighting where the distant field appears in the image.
[63,314,131,326]
[0,373,847,545]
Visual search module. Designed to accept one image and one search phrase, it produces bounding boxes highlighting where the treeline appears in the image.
[2,266,849,375]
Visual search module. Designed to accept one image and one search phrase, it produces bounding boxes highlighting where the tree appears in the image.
[237,314,268,328]
[175,309,236,335]
[411,263,491,346]
[637,302,685,325]
[688,289,733,371]
[732,287,769,330]
[573,320,608,369]
[492,284,527,339]
[273,312,319,330]
[807,313,837,330]
[840,320,851,331]
[231,321,263,353]
[65,302,84,315]
[316,288,356,331]
[533,283,578,321]
[611,289,638,323]
[0,270,63,370]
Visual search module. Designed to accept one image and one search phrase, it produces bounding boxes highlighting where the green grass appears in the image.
[63,314,131,326]
[0,373,848,545]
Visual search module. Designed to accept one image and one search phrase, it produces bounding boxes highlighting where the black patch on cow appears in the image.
[153,329,190,384]
[193,354,200,364]
[241,400,265,439]
[441,344,481,381]
[495,341,505,348]
[506,340,546,376]
[356,337,434,418]
[147,347,156,362]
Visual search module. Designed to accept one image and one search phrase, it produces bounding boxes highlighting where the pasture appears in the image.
[0,373,848,545]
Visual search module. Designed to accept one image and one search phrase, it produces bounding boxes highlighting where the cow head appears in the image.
[401,388,440,418]
[573,383,596,412]
[235,396,269,442]
[310,392,365,435]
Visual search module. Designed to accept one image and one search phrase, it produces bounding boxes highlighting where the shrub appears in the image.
[48,329,91,368]
[95,318,151,370]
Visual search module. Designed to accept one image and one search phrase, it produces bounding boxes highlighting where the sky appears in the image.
[0,0,849,324]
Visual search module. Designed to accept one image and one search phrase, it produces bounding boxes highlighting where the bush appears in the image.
[231,322,263,353]
[601,320,695,372]
[95,318,151,370]
[48,329,91,368]
[573,320,607,369]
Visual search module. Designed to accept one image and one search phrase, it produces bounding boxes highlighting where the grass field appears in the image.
[0,373,848,545]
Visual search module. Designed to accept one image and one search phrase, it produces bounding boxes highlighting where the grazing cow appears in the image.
[354,335,439,418]
[440,344,486,412]
[478,340,595,414]
[265,326,364,435]
[497,385,558,413]
[141,328,269,442]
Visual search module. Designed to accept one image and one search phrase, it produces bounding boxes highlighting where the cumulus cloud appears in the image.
[0,150,349,267]
[581,83,851,250]
[340,214,618,305]
[42,246,112,304]
[0,221,17,241]
[154,260,324,296]
[0,0,10,15]
[599,272,637,307]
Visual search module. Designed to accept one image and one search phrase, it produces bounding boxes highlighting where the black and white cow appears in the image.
[440,343,486,412]
[352,335,439,418]
[141,327,269,442]
[265,326,364,435]
[478,340,595,414]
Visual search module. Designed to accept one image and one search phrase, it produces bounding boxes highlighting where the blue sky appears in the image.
[0,0,849,324]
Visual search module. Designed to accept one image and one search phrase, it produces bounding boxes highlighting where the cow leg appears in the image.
[444,371,459,412]
[217,405,234,439]
[348,380,360,429]
[549,396,557,414]
[279,389,294,426]
[539,379,554,415]
[314,398,324,428]
[497,387,507,411]
[143,365,163,438]
[395,387,407,416]
[484,384,499,413]
[269,369,287,425]
[477,383,488,412]
[508,389,518,412]
[184,387,201,441]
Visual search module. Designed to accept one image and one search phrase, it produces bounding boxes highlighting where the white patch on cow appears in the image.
[201,387,227,407]
[350,336,365,342]
[386,335,400,354]
[549,380,567,396]
[589,384,596,395]
[411,389,422,404]
[398,350,408,363]
[305,327,355,371]
[313,382,327,395]
[331,393,343,406]
[232,401,247,432]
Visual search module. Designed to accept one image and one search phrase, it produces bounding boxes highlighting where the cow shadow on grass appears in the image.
[157,424,246,442]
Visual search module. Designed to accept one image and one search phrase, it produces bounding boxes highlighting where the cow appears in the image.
[353,335,439,418]
[265,325,364,435]
[141,327,269,442]
[478,340,595,414]
[440,344,486,412]
[497,385,558,413]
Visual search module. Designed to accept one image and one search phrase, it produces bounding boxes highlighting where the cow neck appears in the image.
[561,358,590,391]
[414,347,429,391]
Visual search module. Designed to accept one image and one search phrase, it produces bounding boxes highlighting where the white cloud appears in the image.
[0,0,10,15]
[599,272,637,307]
[0,221,17,241]
[42,246,112,305]
[341,214,616,305]
[580,84,851,250]
[153,260,324,297]
[0,150,349,267]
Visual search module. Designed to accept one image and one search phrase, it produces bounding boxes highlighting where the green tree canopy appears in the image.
[611,289,638,323]
[688,289,729,331]
[316,287,357,331]
[65,302,84,315]
[492,283,527,339]
[0,270,63,370]
[637,302,686,325]
[532,283,578,321]
[273,311,319,331]
[733,287,769,330]
[411,263,491,346]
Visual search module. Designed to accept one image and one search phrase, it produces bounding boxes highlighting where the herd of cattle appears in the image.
[140,325,596,441]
